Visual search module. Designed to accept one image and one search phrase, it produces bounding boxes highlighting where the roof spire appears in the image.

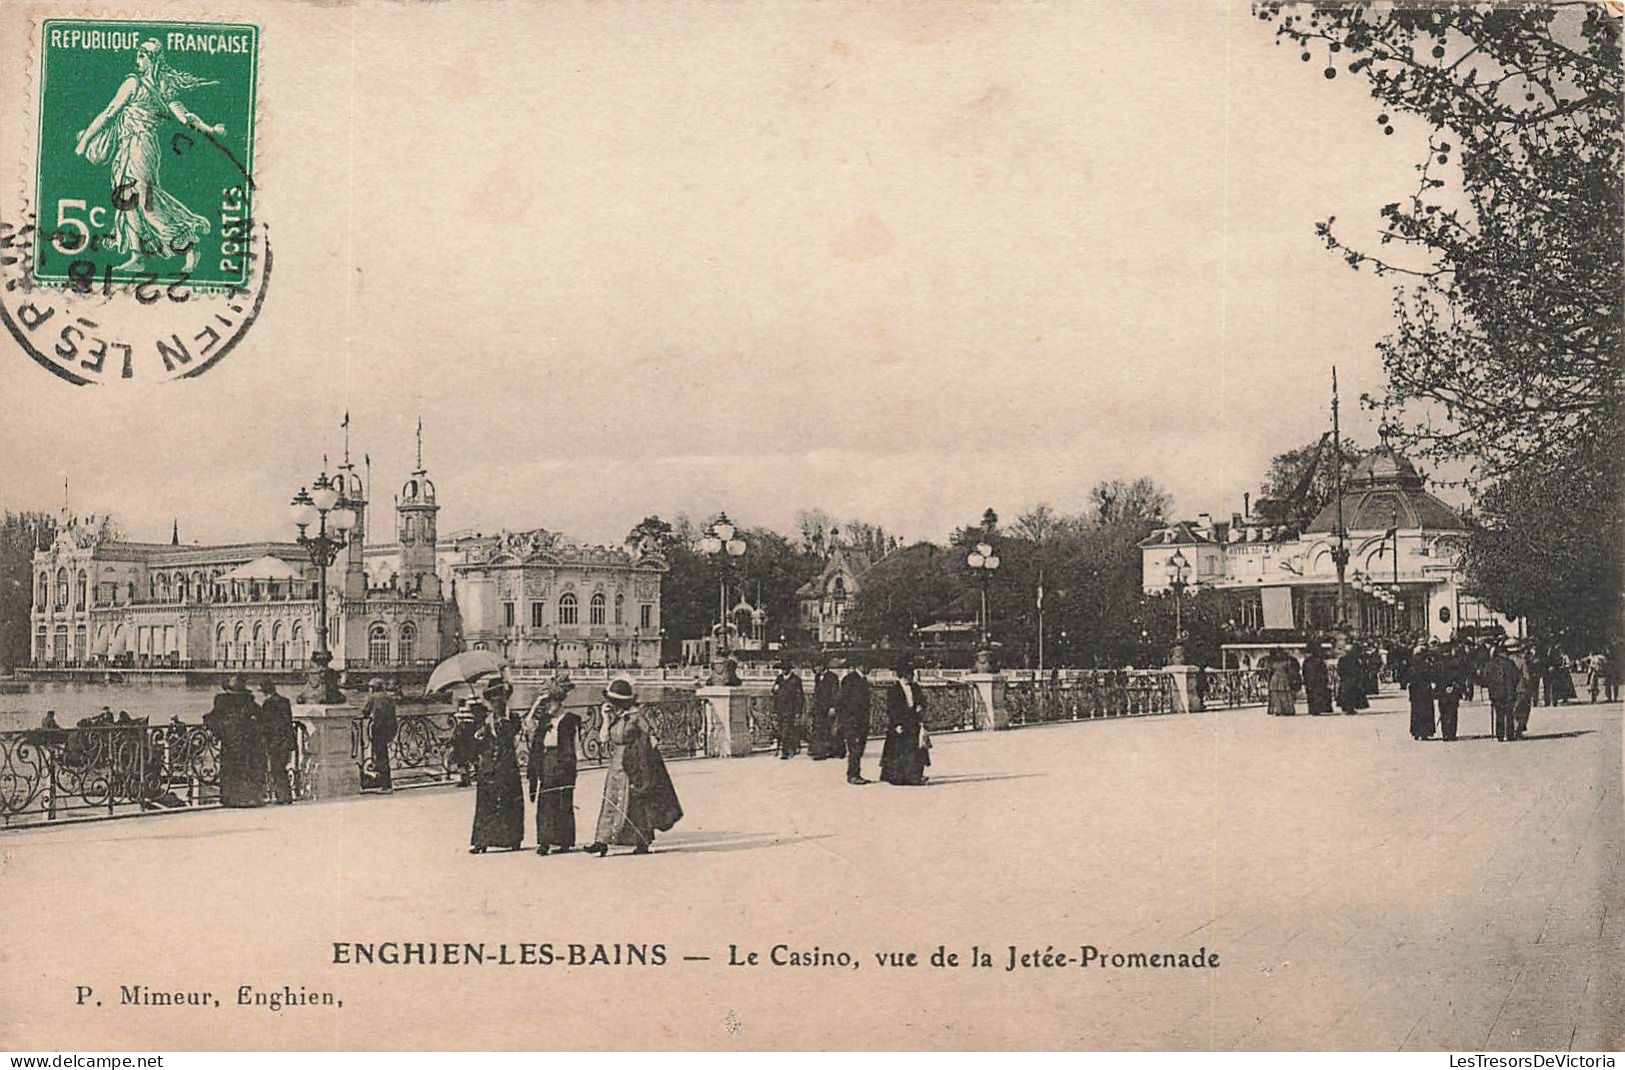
[415,416,424,473]
[171,518,179,546]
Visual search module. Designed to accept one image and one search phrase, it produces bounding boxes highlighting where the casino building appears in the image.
[29,444,666,675]
[1138,446,1516,644]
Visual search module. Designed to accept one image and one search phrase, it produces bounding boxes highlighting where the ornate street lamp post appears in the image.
[700,512,747,684]
[1166,548,1192,665]
[966,541,1001,672]
[290,472,356,704]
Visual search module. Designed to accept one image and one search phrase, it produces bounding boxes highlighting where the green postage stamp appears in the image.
[33,19,259,290]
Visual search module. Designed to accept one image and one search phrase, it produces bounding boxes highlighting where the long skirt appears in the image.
[880,727,928,784]
[1267,681,1296,716]
[535,785,575,848]
[472,745,525,849]
[219,741,266,808]
[807,712,844,760]
[1305,681,1333,715]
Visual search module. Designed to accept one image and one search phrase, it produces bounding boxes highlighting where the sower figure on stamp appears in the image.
[471,678,525,853]
[880,655,930,786]
[204,673,264,808]
[836,660,872,785]
[73,39,224,273]
[807,655,844,761]
[771,658,805,760]
[526,675,579,856]
[256,677,296,804]
[362,679,398,792]
[586,677,683,857]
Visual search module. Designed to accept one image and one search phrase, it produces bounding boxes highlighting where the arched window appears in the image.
[369,624,390,664]
[252,623,267,664]
[52,625,68,663]
[234,622,248,664]
[589,592,606,626]
[558,593,578,625]
[271,622,286,665]
[37,572,48,608]
[291,623,306,664]
[56,568,69,608]
[614,593,625,625]
[76,570,88,608]
[35,625,47,662]
[215,624,229,665]
[399,622,417,664]
[149,574,158,601]
[177,574,189,603]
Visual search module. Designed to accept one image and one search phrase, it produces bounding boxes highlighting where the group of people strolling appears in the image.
[1253,633,1584,745]
[463,674,683,858]
[203,673,298,807]
[770,654,932,786]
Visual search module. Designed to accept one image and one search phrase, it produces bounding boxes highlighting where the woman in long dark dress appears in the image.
[1303,642,1333,715]
[204,674,265,808]
[880,658,930,785]
[585,678,683,857]
[526,676,579,856]
[470,680,525,853]
[1336,647,1365,714]
[1408,648,1436,740]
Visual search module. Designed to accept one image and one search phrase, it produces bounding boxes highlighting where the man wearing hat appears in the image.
[257,677,297,804]
[362,677,398,791]
[835,660,873,784]
[1509,640,1537,740]
[771,658,805,760]
[1482,640,1523,742]
[807,655,843,760]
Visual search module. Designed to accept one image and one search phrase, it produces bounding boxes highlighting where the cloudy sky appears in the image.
[0,0,1436,548]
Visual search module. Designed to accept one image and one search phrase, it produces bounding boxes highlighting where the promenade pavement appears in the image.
[1,690,1619,1051]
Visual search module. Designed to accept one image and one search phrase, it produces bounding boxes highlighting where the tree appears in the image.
[1088,478,1171,528]
[845,542,962,647]
[625,515,676,552]
[1462,444,1623,651]
[1254,436,1369,531]
[0,512,58,670]
[1259,3,1621,481]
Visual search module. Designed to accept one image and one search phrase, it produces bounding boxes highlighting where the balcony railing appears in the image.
[1,721,310,828]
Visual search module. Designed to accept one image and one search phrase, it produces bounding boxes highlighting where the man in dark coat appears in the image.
[1510,643,1538,739]
[808,656,843,760]
[1435,644,1466,742]
[770,659,805,759]
[256,677,296,804]
[1482,642,1523,742]
[362,678,398,791]
[204,674,264,807]
[835,662,872,785]
[1407,647,1436,741]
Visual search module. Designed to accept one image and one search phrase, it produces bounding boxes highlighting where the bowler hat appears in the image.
[603,676,637,705]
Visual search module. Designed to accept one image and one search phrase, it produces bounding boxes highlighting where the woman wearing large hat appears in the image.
[470,675,525,853]
[585,676,683,856]
[526,674,579,856]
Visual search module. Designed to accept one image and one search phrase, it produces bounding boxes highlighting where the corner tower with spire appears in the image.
[396,417,441,599]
